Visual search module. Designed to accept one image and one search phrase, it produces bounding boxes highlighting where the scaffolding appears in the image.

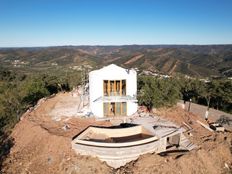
[80,65,90,95]
[77,65,91,112]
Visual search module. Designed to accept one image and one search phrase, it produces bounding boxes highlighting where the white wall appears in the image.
[89,70,103,116]
[89,64,137,117]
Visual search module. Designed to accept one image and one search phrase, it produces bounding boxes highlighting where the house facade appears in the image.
[89,64,137,117]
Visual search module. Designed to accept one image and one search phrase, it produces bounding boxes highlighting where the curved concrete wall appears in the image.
[72,137,166,168]
[72,125,165,168]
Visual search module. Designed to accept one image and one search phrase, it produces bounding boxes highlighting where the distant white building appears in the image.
[89,64,137,117]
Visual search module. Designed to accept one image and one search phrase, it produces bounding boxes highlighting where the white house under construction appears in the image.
[89,64,137,117]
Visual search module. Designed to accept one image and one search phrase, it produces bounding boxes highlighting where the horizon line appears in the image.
[1,43,232,48]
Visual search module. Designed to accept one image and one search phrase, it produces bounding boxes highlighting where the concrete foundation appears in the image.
[72,117,196,168]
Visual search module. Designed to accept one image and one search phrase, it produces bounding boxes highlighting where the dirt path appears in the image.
[168,60,180,75]
[124,54,144,65]
[178,100,232,122]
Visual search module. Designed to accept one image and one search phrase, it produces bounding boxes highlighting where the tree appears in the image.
[196,81,211,111]
[219,80,232,112]
[21,78,49,106]
[138,76,158,111]
[138,76,181,111]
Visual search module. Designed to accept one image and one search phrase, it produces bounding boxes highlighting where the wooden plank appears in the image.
[114,80,116,96]
[196,120,214,132]
[116,81,119,95]
[120,80,122,96]
[107,80,110,96]
[103,80,106,96]
[182,122,192,130]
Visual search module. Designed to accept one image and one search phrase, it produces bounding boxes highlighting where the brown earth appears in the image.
[116,107,232,174]
[2,93,112,174]
[1,94,232,174]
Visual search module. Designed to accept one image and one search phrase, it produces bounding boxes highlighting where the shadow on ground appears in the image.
[0,131,14,172]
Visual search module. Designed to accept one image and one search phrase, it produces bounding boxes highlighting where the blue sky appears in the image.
[0,0,232,47]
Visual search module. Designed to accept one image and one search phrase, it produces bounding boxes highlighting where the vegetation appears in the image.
[0,68,81,168]
[138,76,181,110]
[138,76,232,113]
[1,45,232,77]
[179,77,232,113]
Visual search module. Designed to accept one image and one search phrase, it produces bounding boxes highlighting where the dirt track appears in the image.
[181,101,232,122]
[2,93,232,174]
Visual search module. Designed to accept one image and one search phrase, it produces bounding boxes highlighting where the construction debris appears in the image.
[62,124,70,131]
[196,120,214,132]
[216,115,232,125]
[182,122,193,130]
[209,123,225,132]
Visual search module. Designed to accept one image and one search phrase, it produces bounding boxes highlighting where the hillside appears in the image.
[1,93,232,173]
[0,45,232,77]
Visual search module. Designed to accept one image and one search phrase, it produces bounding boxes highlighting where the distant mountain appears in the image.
[0,45,232,77]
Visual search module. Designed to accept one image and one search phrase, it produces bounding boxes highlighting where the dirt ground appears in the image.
[1,93,232,174]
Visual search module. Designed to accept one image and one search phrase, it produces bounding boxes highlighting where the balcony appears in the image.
[93,95,137,103]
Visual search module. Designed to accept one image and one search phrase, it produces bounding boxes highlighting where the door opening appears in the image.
[103,102,127,117]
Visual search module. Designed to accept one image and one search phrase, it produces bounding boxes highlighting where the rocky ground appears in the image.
[1,93,232,174]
